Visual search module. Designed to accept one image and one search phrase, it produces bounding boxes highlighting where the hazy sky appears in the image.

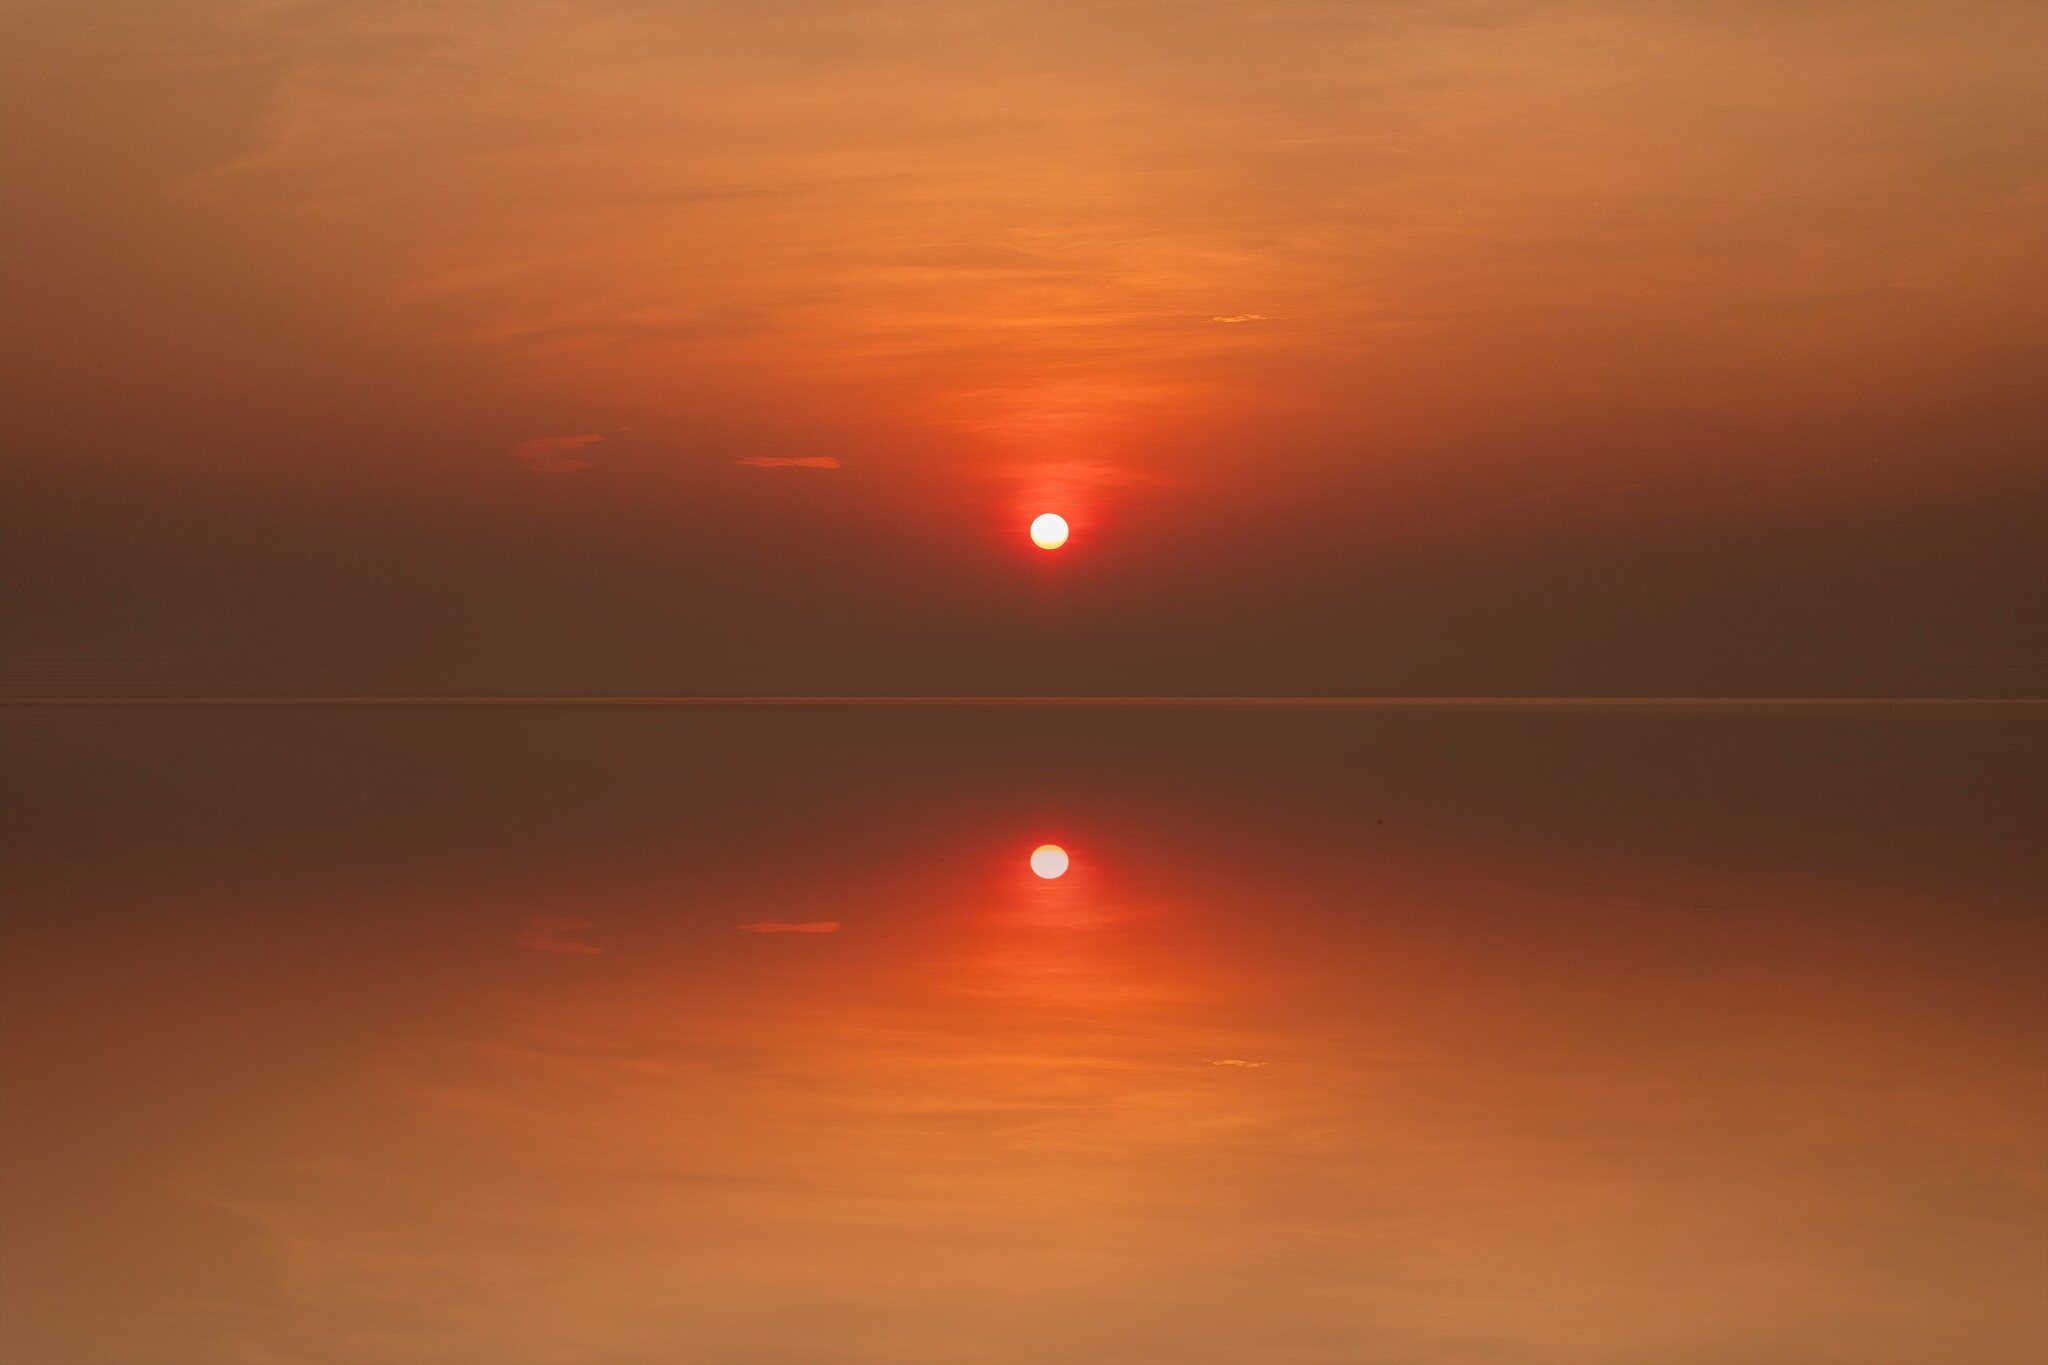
[5,0,2045,695]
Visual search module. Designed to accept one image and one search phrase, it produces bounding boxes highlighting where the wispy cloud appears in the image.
[1208,314,1270,324]
[737,920,841,933]
[511,434,604,473]
[1209,1058,1268,1068]
[513,916,603,954]
[736,456,841,470]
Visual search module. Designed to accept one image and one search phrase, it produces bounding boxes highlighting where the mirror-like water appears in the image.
[4,707,2044,1364]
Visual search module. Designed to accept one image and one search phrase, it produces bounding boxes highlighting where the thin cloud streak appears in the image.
[511,435,604,473]
[737,456,841,470]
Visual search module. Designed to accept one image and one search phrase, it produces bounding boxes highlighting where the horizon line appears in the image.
[3,695,2044,709]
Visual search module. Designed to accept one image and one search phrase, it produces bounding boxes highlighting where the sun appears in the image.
[1029,512,1069,550]
[1029,843,1069,879]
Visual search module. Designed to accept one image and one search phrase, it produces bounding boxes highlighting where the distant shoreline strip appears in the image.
[3,696,2043,709]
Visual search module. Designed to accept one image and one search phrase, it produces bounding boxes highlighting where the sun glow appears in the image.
[1029,844,1069,879]
[1029,513,1069,550]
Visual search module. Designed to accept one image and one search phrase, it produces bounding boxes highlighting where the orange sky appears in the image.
[4,1,2045,695]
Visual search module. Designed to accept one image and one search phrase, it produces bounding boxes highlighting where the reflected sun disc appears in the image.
[1029,843,1069,879]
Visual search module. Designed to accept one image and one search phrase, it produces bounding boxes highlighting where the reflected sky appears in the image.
[3,708,2045,1364]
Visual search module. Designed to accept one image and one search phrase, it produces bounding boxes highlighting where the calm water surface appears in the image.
[4,708,2044,1364]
